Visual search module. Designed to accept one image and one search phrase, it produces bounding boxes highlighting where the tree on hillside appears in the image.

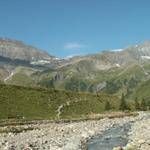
[147,101,150,110]
[141,98,147,111]
[134,97,140,110]
[105,101,111,110]
[40,79,54,88]
[120,93,128,111]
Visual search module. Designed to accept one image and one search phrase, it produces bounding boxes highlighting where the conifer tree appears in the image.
[135,97,140,110]
[105,101,111,110]
[147,101,150,110]
[120,93,128,111]
[141,98,147,111]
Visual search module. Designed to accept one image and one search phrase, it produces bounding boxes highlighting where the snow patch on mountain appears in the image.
[141,56,150,59]
[30,60,51,65]
[116,64,121,67]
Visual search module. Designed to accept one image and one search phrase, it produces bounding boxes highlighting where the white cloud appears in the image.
[65,54,80,59]
[111,49,123,52]
[63,42,85,50]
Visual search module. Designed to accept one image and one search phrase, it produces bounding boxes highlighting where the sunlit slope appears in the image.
[0,84,120,120]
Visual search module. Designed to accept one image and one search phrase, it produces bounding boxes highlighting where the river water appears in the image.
[87,123,131,150]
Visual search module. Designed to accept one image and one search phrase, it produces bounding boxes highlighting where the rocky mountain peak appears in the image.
[0,38,53,62]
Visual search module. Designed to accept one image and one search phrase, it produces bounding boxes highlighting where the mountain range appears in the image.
[0,38,150,101]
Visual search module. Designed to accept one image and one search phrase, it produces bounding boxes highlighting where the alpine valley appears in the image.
[0,38,150,150]
[0,38,150,101]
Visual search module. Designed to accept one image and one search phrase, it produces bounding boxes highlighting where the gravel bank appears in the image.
[0,112,149,150]
[125,112,150,150]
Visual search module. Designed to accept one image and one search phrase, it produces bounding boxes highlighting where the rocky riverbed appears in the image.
[0,112,149,150]
[125,112,150,150]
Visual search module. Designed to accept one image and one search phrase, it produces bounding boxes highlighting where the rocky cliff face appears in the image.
[86,42,150,67]
[0,38,57,83]
[0,38,53,62]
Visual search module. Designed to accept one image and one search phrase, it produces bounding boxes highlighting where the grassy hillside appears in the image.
[1,46,149,98]
[1,60,150,111]
[132,79,150,100]
[5,67,36,86]
[0,67,9,81]
[2,62,150,105]
[32,63,149,98]
[0,84,121,120]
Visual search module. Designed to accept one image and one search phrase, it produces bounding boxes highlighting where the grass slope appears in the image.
[0,84,120,120]
[5,67,36,86]
[132,79,150,100]
[5,62,150,102]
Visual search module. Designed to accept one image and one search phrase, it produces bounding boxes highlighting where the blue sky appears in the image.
[0,0,150,58]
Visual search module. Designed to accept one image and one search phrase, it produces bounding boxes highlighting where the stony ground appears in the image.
[125,112,150,150]
[0,112,149,150]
